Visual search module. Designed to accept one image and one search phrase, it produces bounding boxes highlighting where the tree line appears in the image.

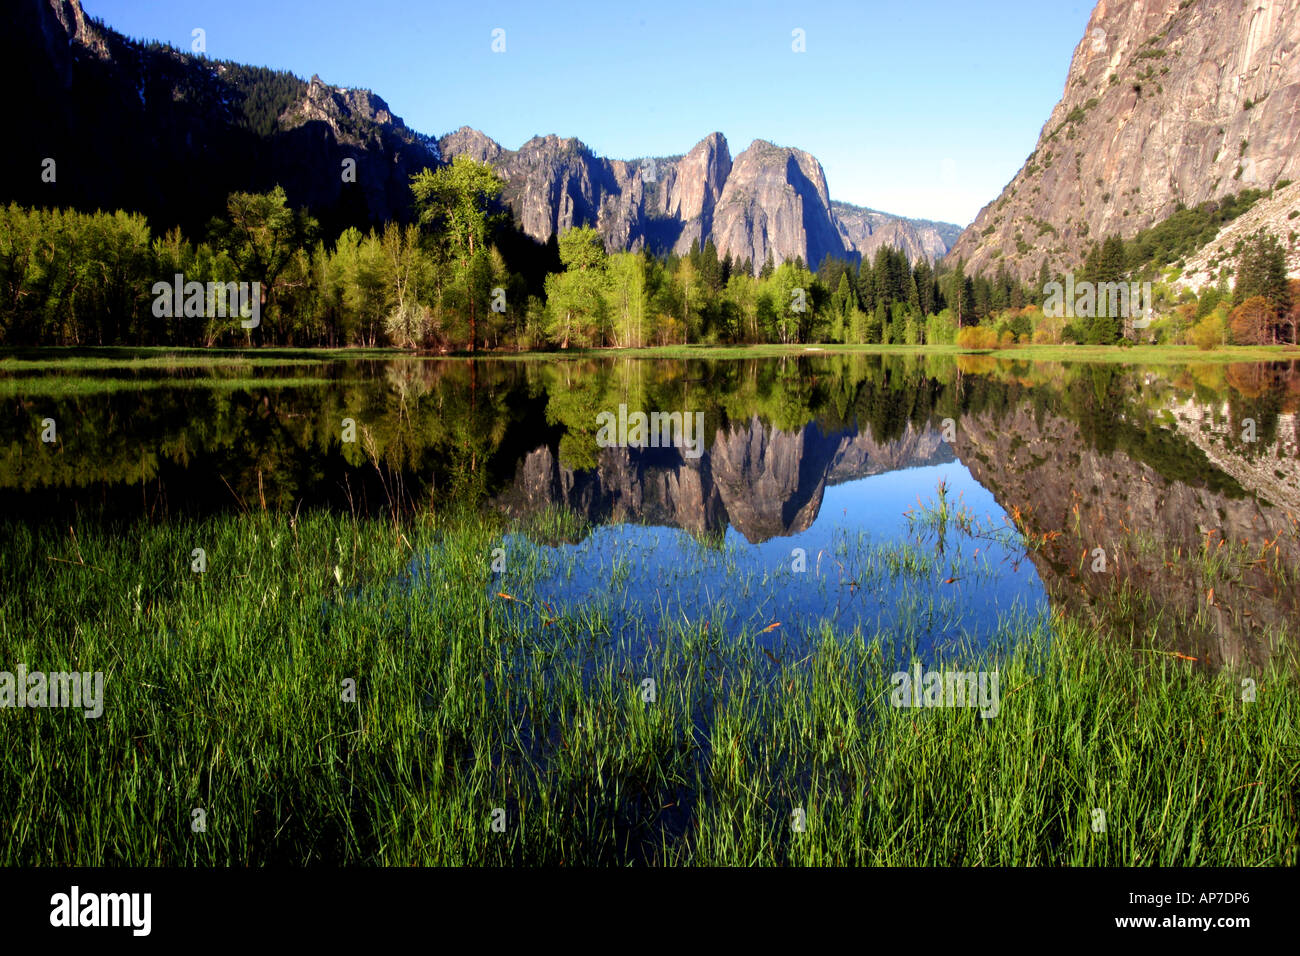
[1,159,1295,349]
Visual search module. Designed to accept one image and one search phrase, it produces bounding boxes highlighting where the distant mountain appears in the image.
[439,127,962,271]
[832,202,964,266]
[7,0,961,268]
[948,0,1300,280]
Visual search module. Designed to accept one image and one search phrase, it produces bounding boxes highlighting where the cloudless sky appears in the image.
[81,0,1096,226]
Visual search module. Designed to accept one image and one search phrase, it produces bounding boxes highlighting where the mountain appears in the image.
[439,128,961,271]
[5,0,439,236]
[8,0,960,269]
[833,202,964,265]
[947,0,1300,280]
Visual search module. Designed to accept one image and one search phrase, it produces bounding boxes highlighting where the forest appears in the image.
[1,157,1295,350]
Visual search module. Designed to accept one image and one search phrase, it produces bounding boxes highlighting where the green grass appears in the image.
[980,344,1299,364]
[0,375,334,397]
[0,346,403,369]
[1,508,1294,866]
[443,343,1297,362]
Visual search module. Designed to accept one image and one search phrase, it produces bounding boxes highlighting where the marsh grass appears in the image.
[0,508,1295,866]
[0,347,398,370]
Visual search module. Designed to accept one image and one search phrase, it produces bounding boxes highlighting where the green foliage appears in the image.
[545,227,608,348]
[220,64,308,137]
[1234,229,1290,310]
[1124,190,1267,274]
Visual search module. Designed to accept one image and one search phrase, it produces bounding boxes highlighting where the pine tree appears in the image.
[700,238,722,295]
[914,258,935,316]
[858,257,876,313]
[1235,230,1290,336]
[1097,235,1127,283]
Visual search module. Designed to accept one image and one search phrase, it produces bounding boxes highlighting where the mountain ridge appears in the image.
[437,126,962,271]
[6,0,960,272]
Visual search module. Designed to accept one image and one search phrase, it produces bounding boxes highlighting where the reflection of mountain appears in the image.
[494,417,954,544]
[952,403,1299,671]
[1162,401,1300,513]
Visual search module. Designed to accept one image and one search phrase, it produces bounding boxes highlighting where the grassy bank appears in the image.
[5,343,1296,369]
[518,343,1299,363]
[0,346,400,370]
[2,508,1294,866]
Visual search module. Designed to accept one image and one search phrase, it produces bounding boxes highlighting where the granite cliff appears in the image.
[948,0,1300,280]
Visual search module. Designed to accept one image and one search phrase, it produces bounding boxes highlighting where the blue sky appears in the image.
[81,0,1095,226]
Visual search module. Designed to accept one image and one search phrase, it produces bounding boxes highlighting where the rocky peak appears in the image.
[834,202,965,265]
[659,131,732,223]
[438,126,505,165]
[288,76,403,139]
[711,139,848,269]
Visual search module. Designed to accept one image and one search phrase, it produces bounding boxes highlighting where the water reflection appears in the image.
[3,353,1297,668]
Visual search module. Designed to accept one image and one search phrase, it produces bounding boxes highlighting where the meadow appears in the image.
[1,503,1294,866]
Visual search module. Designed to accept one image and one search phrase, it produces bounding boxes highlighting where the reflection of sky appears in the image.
[495,461,1049,666]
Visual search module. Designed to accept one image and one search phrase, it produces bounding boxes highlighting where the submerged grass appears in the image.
[0,509,1295,866]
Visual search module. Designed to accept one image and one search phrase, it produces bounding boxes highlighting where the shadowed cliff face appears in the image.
[4,0,439,235]
[494,417,954,543]
[953,401,1300,671]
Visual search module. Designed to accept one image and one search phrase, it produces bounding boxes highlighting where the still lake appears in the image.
[3,352,1297,669]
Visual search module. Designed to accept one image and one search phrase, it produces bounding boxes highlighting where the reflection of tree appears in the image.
[7,355,1298,521]
[1224,362,1288,455]
[543,363,618,472]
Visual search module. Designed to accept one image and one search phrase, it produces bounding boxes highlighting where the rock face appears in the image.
[440,129,962,271]
[273,75,442,228]
[948,0,1300,280]
[1174,180,1300,288]
[709,140,847,270]
[644,132,733,253]
[494,418,954,543]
